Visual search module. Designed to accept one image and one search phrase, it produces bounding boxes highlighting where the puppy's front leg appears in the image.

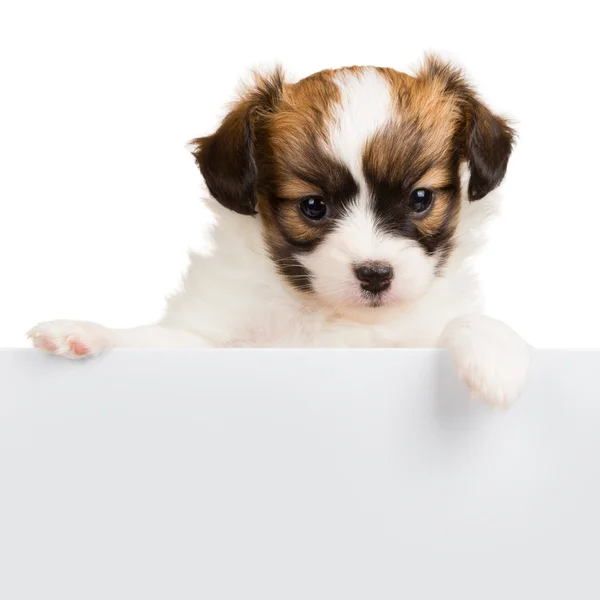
[27,320,211,359]
[439,315,532,408]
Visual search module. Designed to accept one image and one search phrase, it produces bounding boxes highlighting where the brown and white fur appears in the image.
[28,55,531,407]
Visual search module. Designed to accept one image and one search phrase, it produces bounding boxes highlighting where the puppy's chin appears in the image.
[310,285,427,323]
[330,299,411,324]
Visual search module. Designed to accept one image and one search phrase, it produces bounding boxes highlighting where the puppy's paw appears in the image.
[27,320,112,359]
[440,315,532,408]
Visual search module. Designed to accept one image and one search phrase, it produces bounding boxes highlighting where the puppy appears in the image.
[28,55,531,407]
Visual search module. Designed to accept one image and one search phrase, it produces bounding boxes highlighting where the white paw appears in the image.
[440,315,532,408]
[27,320,112,360]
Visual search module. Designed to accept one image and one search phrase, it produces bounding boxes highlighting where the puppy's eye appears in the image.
[299,197,329,221]
[409,188,433,214]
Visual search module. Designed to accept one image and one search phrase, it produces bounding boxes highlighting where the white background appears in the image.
[1,0,598,348]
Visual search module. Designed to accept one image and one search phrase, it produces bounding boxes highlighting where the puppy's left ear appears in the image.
[417,55,516,201]
[465,97,516,200]
[189,68,284,215]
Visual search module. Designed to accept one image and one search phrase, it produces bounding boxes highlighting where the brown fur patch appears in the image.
[260,70,340,185]
[365,69,463,186]
[360,64,483,253]
[255,69,356,260]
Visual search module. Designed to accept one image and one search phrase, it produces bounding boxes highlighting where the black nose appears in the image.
[354,263,393,294]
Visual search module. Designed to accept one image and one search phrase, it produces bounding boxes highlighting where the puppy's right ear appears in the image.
[416,54,515,201]
[189,68,284,215]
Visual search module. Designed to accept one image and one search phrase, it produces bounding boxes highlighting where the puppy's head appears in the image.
[191,56,514,312]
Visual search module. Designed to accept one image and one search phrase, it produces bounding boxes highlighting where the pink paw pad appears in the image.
[69,338,90,356]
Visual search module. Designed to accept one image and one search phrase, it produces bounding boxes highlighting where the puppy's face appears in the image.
[192,56,514,312]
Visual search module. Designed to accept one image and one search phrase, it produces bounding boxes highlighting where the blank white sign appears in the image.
[0,349,598,599]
